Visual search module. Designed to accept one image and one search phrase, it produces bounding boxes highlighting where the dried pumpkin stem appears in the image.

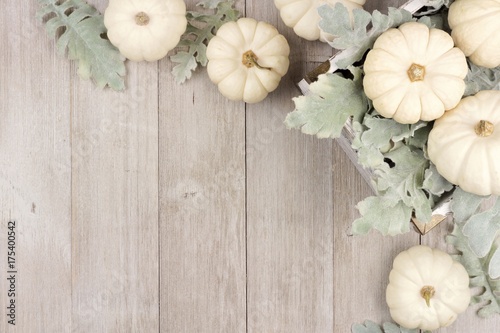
[242,50,271,70]
[420,285,435,307]
[407,63,425,82]
[475,120,494,137]
[135,12,150,26]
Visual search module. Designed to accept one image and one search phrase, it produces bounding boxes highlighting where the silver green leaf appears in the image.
[464,61,500,96]
[374,146,433,222]
[317,2,445,69]
[352,196,412,236]
[450,188,485,222]
[37,0,126,90]
[318,4,414,68]
[462,201,500,259]
[285,68,368,138]
[447,222,500,317]
[451,189,500,279]
[170,0,240,84]
[352,320,419,333]
[422,163,454,196]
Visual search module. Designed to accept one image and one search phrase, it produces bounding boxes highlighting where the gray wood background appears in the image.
[1,0,499,332]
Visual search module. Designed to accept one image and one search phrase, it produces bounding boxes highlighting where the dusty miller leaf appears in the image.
[450,187,485,222]
[170,0,240,84]
[352,196,412,236]
[352,320,419,333]
[373,146,433,222]
[318,4,415,68]
[451,190,500,279]
[462,201,500,259]
[422,163,454,196]
[351,114,447,235]
[352,114,428,170]
[464,61,500,96]
[285,68,368,138]
[37,0,126,90]
[447,223,500,317]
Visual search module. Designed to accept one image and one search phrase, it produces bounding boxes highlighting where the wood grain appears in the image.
[71,0,159,329]
[0,0,499,332]
[245,2,335,332]
[0,1,72,331]
[158,1,247,331]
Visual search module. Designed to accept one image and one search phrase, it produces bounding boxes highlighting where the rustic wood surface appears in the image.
[1,0,499,332]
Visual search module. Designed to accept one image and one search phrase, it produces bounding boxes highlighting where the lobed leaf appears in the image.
[465,61,500,96]
[285,68,368,138]
[318,4,415,68]
[170,0,240,84]
[37,0,126,90]
[447,222,500,317]
[352,196,412,236]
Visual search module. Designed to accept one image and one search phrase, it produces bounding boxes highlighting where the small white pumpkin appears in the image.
[104,0,187,62]
[274,0,365,41]
[428,90,500,196]
[448,0,500,68]
[386,245,470,331]
[363,22,468,124]
[206,18,290,104]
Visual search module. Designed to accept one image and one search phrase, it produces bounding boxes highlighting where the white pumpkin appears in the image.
[386,245,471,331]
[363,22,468,124]
[274,0,365,41]
[428,90,500,196]
[448,0,500,68]
[206,18,290,104]
[104,0,187,62]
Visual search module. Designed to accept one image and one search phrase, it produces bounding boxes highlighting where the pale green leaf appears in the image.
[285,68,368,138]
[170,0,240,84]
[447,223,500,317]
[462,200,500,258]
[353,196,412,236]
[465,61,500,96]
[352,320,419,333]
[374,146,432,222]
[318,4,414,68]
[37,0,126,90]
[489,246,500,279]
[422,163,454,196]
[451,188,485,222]
[349,114,440,235]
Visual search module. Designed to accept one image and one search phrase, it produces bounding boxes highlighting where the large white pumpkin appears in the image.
[274,0,365,41]
[428,90,500,196]
[448,0,500,68]
[206,18,290,104]
[104,0,187,62]
[363,22,468,124]
[386,245,471,331]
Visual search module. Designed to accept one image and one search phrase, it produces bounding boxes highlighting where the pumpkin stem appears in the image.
[242,50,272,70]
[475,120,494,137]
[407,63,425,82]
[135,12,150,26]
[420,286,435,307]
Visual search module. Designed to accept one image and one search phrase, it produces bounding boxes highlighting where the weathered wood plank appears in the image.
[245,2,335,332]
[158,1,247,331]
[70,0,159,328]
[0,1,72,331]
